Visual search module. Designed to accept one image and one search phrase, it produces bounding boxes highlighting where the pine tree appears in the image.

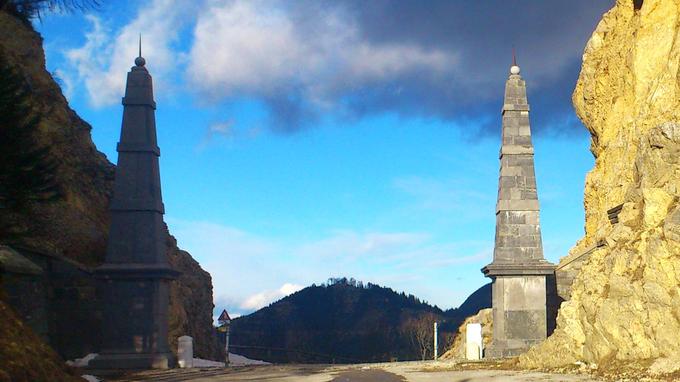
[0,52,61,214]
[1,0,100,23]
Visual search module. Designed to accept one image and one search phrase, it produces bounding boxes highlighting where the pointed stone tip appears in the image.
[135,34,145,67]
[510,47,520,75]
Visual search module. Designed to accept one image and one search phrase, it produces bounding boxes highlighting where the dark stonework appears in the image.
[482,64,555,358]
[90,55,179,370]
[1,245,103,360]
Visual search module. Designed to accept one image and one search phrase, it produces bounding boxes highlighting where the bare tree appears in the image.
[402,313,437,360]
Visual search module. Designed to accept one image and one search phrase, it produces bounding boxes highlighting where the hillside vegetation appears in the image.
[230,278,490,363]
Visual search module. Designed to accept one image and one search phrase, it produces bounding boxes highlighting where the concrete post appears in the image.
[177,336,194,368]
[465,323,482,360]
[433,322,438,360]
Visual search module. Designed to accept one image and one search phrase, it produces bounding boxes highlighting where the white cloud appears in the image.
[209,120,234,136]
[241,283,303,311]
[65,0,193,107]
[198,119,262,149]
[187,0,456,107]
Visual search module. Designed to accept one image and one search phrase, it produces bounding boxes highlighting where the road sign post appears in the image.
[218,309,231,366]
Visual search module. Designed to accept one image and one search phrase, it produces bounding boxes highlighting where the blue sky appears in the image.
[35,0,612,318]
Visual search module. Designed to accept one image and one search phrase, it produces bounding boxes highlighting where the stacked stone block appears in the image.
[482,65,555,358]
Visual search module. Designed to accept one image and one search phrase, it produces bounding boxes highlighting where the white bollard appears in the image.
[178,335,194,368]
[433,321,438,360]
[465,323,483,360]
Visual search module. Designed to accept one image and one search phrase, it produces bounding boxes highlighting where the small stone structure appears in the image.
[465,323,483,360]
[90,47,179,370]
[0,245,101,359]
[177,336,194,368]
[0,245,44,334]
[482,61,555,358]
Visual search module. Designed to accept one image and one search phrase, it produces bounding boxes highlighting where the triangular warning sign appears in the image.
[218,309,231,323]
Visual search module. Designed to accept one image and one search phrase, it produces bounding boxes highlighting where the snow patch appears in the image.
[66,353,98,367]
[192,358,225,367]
[191,353,270,368]
[228,353,270,366]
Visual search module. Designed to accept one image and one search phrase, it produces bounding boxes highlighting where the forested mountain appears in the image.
[229,278,490,363]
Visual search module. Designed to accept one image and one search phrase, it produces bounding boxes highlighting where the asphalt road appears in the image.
[330,369,405,382]
[111,362,603,382]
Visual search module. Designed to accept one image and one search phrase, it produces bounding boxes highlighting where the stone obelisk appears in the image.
[482,58,555,358]
[91,45,178,369]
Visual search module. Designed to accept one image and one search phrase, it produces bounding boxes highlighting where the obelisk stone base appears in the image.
[484,273,549,358]
[90,276,176,370]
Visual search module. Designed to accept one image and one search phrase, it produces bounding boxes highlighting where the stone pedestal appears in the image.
[482,267,553,358]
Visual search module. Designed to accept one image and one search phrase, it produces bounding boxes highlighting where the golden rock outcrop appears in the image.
[520,0,680,371]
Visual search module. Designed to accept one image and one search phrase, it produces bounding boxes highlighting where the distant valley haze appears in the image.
[35,0,612,318]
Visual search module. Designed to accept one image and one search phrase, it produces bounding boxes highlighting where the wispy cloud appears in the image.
[197,119,263,150]
[297,230,430,260]
[393,175,495,218]
[241,283,303,310]
[64,0,194,107]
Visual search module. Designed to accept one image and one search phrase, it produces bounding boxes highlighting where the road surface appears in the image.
[111,361,602,382]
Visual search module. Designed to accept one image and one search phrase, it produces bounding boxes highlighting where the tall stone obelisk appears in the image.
[482,59,554,358]
[91,46,178,369]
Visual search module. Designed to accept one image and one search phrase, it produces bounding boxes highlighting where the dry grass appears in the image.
[420,357,680,381]
[0,288,81,382]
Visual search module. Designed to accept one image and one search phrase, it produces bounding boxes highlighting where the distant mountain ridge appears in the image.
[229,278,490,363]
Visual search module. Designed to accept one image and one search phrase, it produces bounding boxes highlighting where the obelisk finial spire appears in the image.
[135,34,146,67]
[512,47,517,66]
[510,47,520,75]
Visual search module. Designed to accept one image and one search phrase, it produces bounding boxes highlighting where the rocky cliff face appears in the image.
[521,0,680,371]
[0,11,221,360]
